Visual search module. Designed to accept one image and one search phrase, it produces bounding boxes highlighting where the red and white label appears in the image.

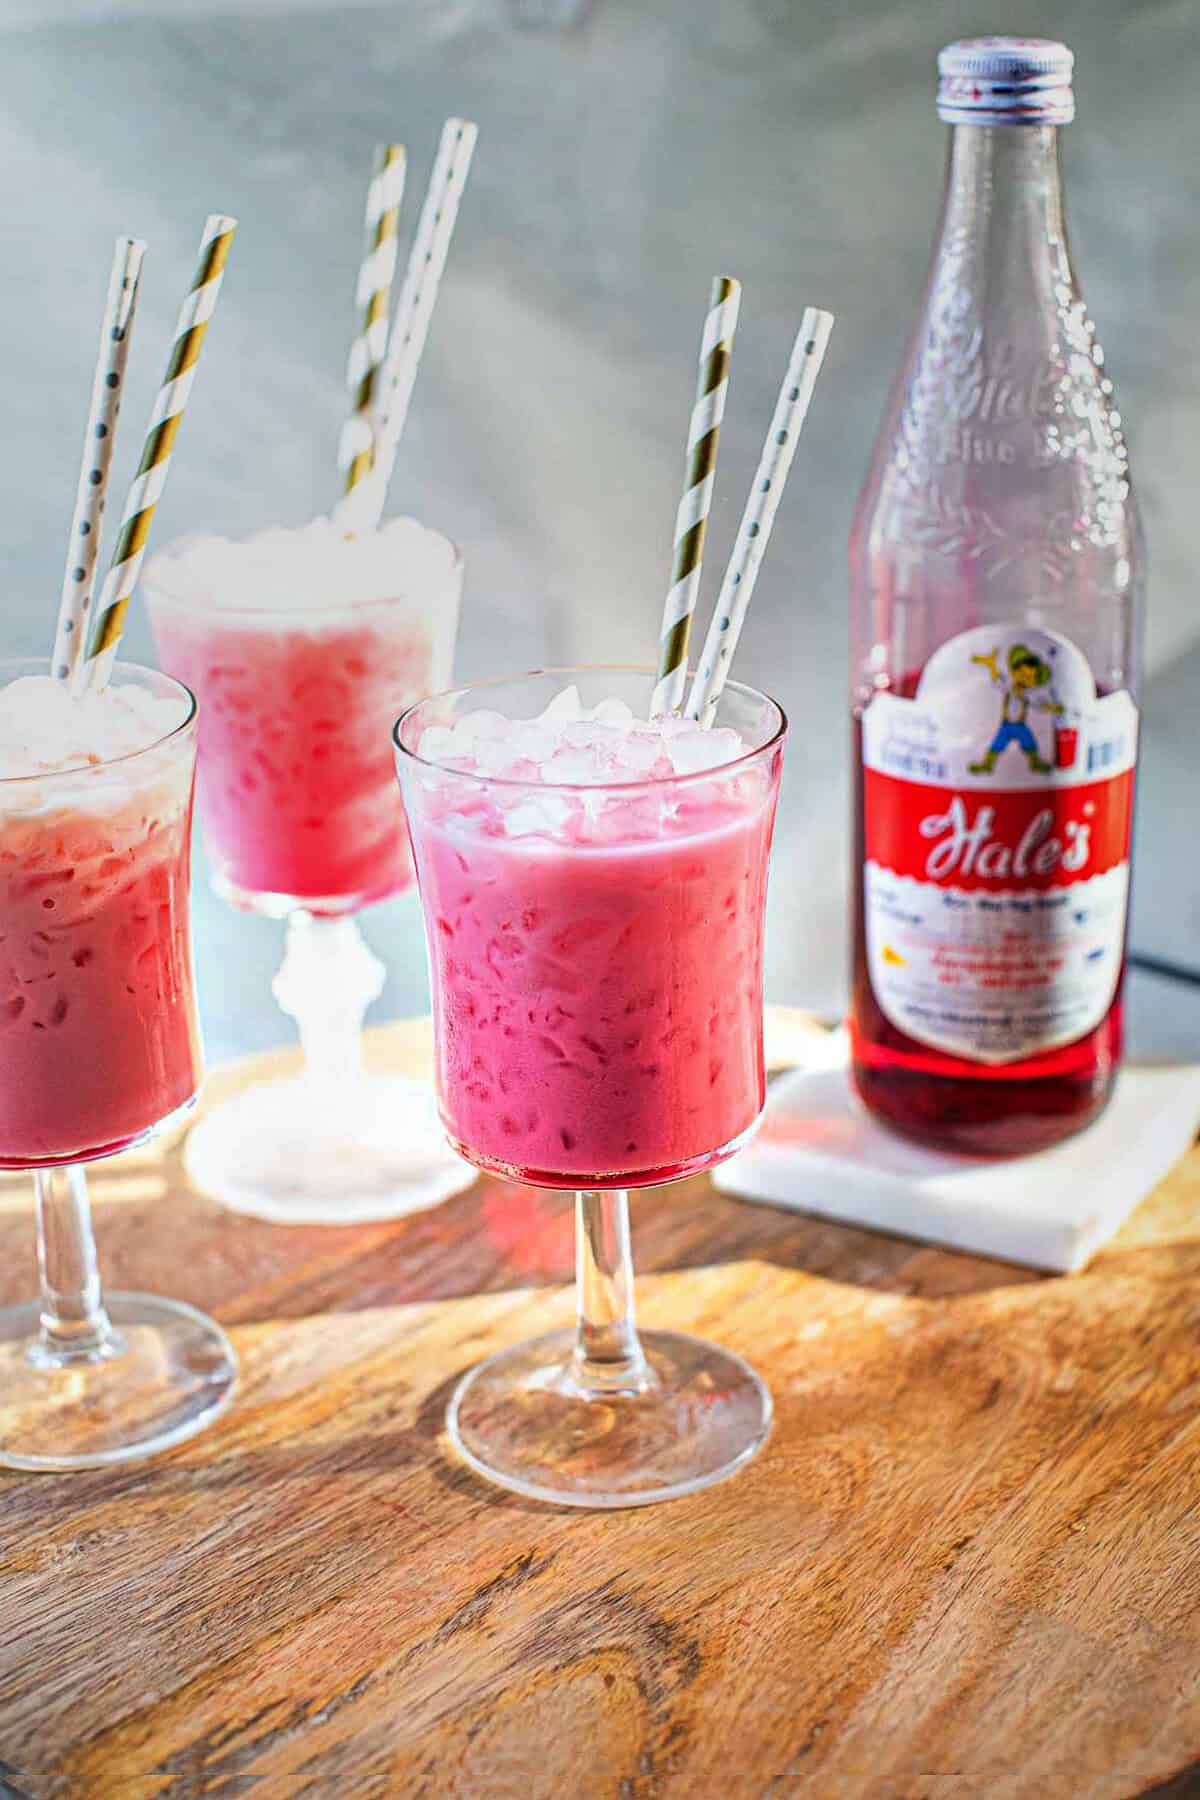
[862,625,1137,1064]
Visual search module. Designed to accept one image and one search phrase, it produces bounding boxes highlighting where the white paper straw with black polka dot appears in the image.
[652,275,741,717]
[51,237,145,685]
[76,214,237,695]
[340,118,478,533]
[686,307,834,729]
[340,144,406,502]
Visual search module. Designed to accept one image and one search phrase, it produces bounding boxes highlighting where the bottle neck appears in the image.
[936,124,1072,292]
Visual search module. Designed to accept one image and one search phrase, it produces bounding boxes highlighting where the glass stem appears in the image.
[571,1190,651,1394]
[272,912,386,1088]
[32,1164,121,1367]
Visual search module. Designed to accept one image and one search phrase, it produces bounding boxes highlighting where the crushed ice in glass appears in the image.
[416,685,748,796]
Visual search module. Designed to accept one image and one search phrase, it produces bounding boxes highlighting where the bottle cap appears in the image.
[937,37,1074,127]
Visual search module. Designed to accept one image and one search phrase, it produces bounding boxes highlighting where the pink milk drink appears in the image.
[0,663,202,1165]
[396,674,785,1186]
[145,516,461,914]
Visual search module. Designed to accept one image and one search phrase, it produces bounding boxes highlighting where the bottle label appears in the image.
[862,625,1137,1064]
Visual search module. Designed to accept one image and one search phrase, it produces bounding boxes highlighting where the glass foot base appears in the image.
[448,1327,772,1508]
[0,1293,237,1472]
[184,1072,477,1226]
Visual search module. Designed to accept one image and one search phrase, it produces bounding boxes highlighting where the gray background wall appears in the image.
[3,0,1196,1063]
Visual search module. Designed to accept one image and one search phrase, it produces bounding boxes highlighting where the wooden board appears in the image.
[2,1012,1200,1798]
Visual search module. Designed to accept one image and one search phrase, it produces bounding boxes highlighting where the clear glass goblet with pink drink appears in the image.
[395,667,786,1507]
[0,660,237,1471]
[144,516,476,1225]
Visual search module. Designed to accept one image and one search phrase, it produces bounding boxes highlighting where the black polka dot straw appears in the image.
[345,117,478,535]
[685,306,835,726]
[51,236,145,685]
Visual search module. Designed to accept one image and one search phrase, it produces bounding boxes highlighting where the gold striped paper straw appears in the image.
[686,306,835,729]
[652,275,741,716]
[75,214,237,695]
[51,237,145,684]
[340,118,478,533]
[340,144,406,501]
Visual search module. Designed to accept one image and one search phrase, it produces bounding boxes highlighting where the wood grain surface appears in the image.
[2,1012,1200,1799]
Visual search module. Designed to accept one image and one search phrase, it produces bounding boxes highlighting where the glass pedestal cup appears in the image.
[0,660,237,1472]
[144,518,476,1226]
[395,668,787,1508]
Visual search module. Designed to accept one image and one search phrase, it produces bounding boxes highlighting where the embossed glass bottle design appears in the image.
[849,40,1144,1155]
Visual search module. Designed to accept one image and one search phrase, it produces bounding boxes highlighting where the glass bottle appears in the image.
[848,38,1143,1154]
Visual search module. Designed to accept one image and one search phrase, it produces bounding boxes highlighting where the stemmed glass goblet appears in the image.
[0,659,236,1472]
[145,518,475,1225]
[395,666,786,1507]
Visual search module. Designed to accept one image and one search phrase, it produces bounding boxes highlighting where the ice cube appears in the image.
[709,727,745,763]
[538,684,583,726]
[562,719,624,751]
[612,733,663,775]
[502,793,573,837]
[417,724,457,763]
[440,754,482,776]
[667,726,744,775]
[591,696,636,727]
[472,738,525,777]
[453,708,510,745]
[507,724,560,765]
[547,747,610,785]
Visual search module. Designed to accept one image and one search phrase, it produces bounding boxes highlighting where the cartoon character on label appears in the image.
[968,643,1063,775]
